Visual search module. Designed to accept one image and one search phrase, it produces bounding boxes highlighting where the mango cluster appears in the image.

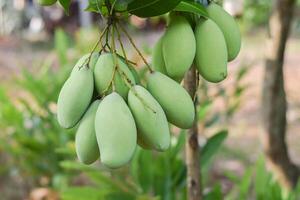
[153,3,241,83]
[57,53,195,168]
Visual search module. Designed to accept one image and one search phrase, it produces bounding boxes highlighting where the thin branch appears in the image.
[117,22,154,73]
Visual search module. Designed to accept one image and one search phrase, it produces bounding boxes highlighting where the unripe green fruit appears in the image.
[119,56,140,84]
[162,14,196,80]
[195,18,228,83]
[94,54,136,99]
[129,66,140,84]
[147,72,195,129]
[137,135,152,150]
[152,37,167,75]
[37,0,57,6]
[207,3,241,61]
[71,53,99,74]
[57,63,94,129]
[75,100,100,165]
[95,93,137,168]
[128,85,170,151]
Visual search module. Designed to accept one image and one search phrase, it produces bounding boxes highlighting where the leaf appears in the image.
[59,0,72,15]
[201,130,228,167]
[61,187,107,200]
[197,100,212,121]
[174,0,209,18]
[85,0,104,13]
[111,0,135,11]
[128,0,182,18]
[203,184,222,200]
[60,160,97,172]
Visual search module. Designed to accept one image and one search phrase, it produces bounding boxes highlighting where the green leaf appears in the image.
[197,100,212,121]
[61,187,107,200]
[201,130,228,167]
[111,0,134,11]
[128,0,182,18]
[85,0,104,13]
[203,184,222,200]
[174,0,209,18]
[59,0,72,15]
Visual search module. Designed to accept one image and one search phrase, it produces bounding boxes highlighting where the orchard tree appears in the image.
[262,0,298,190]
[38,0,241,199]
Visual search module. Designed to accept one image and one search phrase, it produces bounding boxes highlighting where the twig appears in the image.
[79,25,108,70]
[117,22,154,73]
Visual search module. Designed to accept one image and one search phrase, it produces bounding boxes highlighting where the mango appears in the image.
[129,66,140,84]
[137,135,152,150]
[152,37,167,75]
[162,14,196,80]
[207,3,241,61]
[75,100,100,165]
[128,85,170,151]
[94,53,135,99]
[119,56,140,84]
[195,18,228,83]
[71,53,99,74]
[57,65,94,129]
[147,72,195,129]
[37,0,57,6]
[95,93,137,168]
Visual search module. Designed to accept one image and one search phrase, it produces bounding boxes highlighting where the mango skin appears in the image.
[207,3,241,61]
[162,14,196,80]
[195,18,228,83]
[75,100,100,165]
[71,53,99,74]
[137,134,152,150]
[57,65,94,129]
[147,72,195,129]
[95,93,137,168]
[94,53,135,99]
[129,66,140,84]
[152,37,168,75]
[119,56,140,84]
[128,85,170,151]
[37,0,57,6]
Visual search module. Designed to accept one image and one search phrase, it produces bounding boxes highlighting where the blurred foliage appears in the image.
[242,0,272,27]
[0,29,77,189]
[225,156,300,200]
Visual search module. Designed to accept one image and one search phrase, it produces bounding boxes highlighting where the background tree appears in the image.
[262,0,298,189]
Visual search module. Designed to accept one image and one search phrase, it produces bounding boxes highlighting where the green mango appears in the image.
[152,37,168,75]
[207,3,241,61]
[162,14,196,80]
[37,0,57,6]
[71,53,99,74]
[119,56,140,84]
[195,18,228,83]
[94,53,136,99]
[128,85,170,151]
[137,134,152,150]
[129,66,140,84]
[95,93,137,168]
[147,72,195,129]
[75,100,100,165]
[57,65,94,129]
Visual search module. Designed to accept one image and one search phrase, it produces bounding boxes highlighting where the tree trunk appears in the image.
[184,66,202,200]
[262,0,298,189]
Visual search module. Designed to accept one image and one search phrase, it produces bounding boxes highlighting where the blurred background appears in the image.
[0,0,300,199]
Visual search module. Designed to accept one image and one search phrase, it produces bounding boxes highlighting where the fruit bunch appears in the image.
[57,24,195,168]
[56,2,241,169]
[153,3,241,83]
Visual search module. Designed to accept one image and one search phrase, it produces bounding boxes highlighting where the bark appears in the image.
[184,66,202,200]
[262,0,298,189]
